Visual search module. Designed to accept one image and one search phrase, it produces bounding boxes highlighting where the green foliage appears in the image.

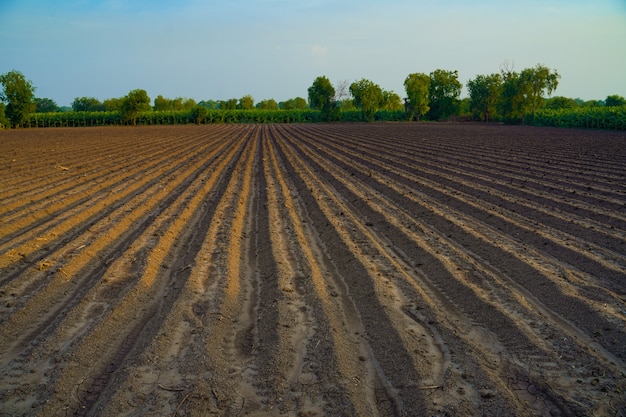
[154,95,196,111]
[198,99,220,110]
[521,64,560,117]
[404,72,430,121]
[120,89,151,125]
[191,106,208,124]
[104,97,123,112]
[545,96,579,110]
[605,95,626,107]
[382,91,403,111]
[0,70,36,128]
[72,96,105,112]
[467,73,502,122]
[349,78,384,122]
[499,64,559,123]
[220,99,238,110]
[280,97,308,110]
[35,97,60,113]
[308,76,336,120]
[428,69,462,121]
[239,95,255,110]
[0,102,8,128]
[529,106,626,130]
[256,99,278,110]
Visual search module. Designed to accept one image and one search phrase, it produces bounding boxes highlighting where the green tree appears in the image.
[428,69,462,120]
[404,72,430,121]
[153,95,170,111]
[499,64,559,123]
[308,76,336,120]
[256,99,278,110]
[382,91,403,111]
[104,97,123,112]
[498,69,525,123]
[239,95,254,110]
[520,64,559,117]
[545,96,579,109]
[220,99,238,110]
[0,70,36,128]
[35,97,60,113]
[349,78,384,122]
[467,73,502,122]
[191,105,208,124]
[605,95,626,107]
[72,96,105,112]
[0,102,8,128]
[120,89,151,125]
[280,97,308,110]
[198,99,220,110]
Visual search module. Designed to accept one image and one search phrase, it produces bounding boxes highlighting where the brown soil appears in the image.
[0,123,625,416]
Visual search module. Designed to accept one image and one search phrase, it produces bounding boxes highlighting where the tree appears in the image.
[467,73,502,122]
[198,99,220,110]
[256,99,278,110]
[120,89,151,125]
[72,96,105,112]
[153,95,170,111]
[382,91,403,111]
[349,78,384,122]
[191,105,208,124]
[280,97,308,110]
[220,99,238,110]
[308,76,336,120]
[605,95,626,107]
[154,96,196,111]
[499,64,559,123]
[72,97,105,111]
[428,69,462,120]
[239,95,254,110]
[35,97,60,113]
[520,64,559,117]
[0,70,36,128]
[545,96,579,110]
[0,102,8,128]
[404,72,430,121]
[498,69,525,123]
[104,97,123,112]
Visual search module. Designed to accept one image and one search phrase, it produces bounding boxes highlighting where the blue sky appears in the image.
[1,0,625,106]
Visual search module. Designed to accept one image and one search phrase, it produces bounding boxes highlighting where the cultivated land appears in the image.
[0,123,625,416]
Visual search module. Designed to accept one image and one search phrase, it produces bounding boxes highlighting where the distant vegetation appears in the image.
[1,67,624,129]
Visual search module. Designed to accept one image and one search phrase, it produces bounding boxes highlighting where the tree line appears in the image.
[1,67,625,129]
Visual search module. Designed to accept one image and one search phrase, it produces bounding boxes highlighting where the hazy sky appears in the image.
[1,0,625,106]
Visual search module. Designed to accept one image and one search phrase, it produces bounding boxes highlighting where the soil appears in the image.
[0,123,625,416]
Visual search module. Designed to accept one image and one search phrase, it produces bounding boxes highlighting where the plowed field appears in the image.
[1,123,625,416]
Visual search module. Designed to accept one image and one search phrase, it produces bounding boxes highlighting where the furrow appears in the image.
[91,126,259,416]
[0,127,183,205]
[264,127,376,415]
[0,129,204,243]
[0,131,241,358]
[308,129,626,298]
[296,126,626,364]
[285,125,625,413]
[274,125,505,416]
[24,127,249,416]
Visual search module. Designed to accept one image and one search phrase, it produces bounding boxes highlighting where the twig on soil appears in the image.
[172,392,191,417]
[158,384,185,391]
[57,164,70,171]
[419,385,440,390]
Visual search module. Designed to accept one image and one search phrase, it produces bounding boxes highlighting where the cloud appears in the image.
[311,45,328,57]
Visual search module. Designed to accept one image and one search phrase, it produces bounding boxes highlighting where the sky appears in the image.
[1,0,625,107]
